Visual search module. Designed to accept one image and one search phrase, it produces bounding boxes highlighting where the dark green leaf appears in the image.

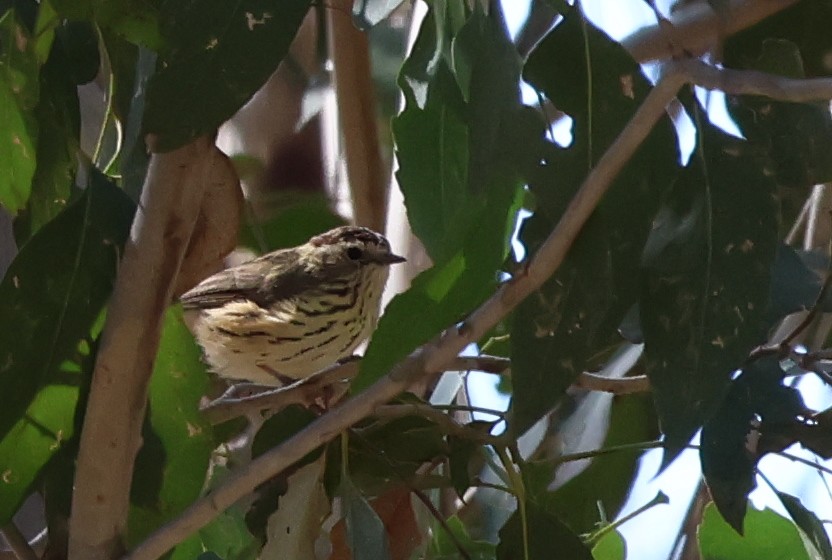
[14,28,81,241]
[95,0,162,50]
[724,2,832,189]
[128,308,214,546]
[642,116,779,460]
[341,476,392,560]
[776,491,832,559]
[0,172,132,524]
[251,405,318,460]
[496,500,592,560]
[698,502,811,560]
[700,358,806,534]
[143,0,311,151]
[352,0,406,30]
[53,20,99,85]
[237,194,345,253]
[0,8,39,213]
[344,412,446,494]
[511,9,678,434]
[447,435,479,499]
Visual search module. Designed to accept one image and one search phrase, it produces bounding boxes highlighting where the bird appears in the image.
[180,226,406,385]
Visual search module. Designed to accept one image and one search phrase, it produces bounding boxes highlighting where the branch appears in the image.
[326,0,388,231]
[622,0,800,63]
[69,137,223,560]
[677,58,832,103]
[373,404,504,445]
[575,372,651,394]
[123,68,687,560]
[201,355,512,424]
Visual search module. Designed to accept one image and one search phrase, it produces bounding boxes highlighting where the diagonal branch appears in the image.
[123,66,688,560]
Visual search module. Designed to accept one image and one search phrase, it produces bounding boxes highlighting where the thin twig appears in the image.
[374,404,504,446]
[677,58,832,103]
[575,372,651,394]
[123,69,687,560]
[0,524,38,560]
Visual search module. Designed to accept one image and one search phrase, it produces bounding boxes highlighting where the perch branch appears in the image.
[123,67,687,560]
[68,136,220,560]
[201,355,512,424]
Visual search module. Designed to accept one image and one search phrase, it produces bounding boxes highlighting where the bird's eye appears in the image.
[347,247,363,261]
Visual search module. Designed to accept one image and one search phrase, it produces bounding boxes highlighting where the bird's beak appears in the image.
[377,253,407,265]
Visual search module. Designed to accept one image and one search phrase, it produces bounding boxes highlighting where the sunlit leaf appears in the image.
[699,502,811,560]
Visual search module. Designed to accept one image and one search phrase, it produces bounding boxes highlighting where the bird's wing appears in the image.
[180,249,308,310]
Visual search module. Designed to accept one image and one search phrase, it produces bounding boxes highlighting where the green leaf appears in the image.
[0,384,78,524]
[776,491,832,559]
[592,530,626,560]
[511,9,678,434]
[496,500,593,560]
[0,8,39,213]
[128,307,214,546]
[338,411,447,495]
[0,170,134,441]
[700,358,805,534]
[352,0,406,30]
[427,515,495,559]
[355,7,529,392]
[251,405,318,461]
[642,113,779,460]
[95,0,162,50]
[698,502,812,560]
[340,476,392,560]
[545,393,658,534]
[143,0,311,151]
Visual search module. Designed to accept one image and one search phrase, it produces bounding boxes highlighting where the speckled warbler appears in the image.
[180,226,405,385]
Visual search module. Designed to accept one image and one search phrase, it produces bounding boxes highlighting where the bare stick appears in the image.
[576,373,651,394]
[69,137,220,560]
[123,68,686,560]
[326,0,388,231]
